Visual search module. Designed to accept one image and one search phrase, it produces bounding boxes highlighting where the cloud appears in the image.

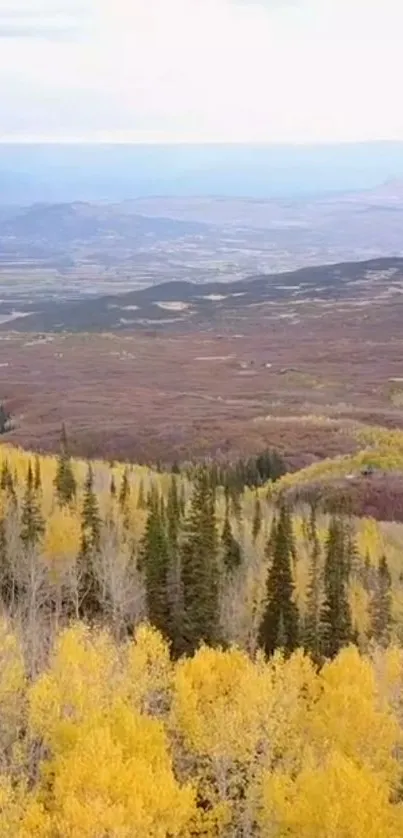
[0,0,89,39]
[0,0,402,143]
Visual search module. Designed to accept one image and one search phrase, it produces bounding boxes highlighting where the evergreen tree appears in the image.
[34,455,42,493]
[137,479,146,510]
[78,464,102,618]
[119,468,130,510]
[304,508,322,661]
[229,488,242,523]
[0,403,11,435]
[281,499,297,564]
[166,475,181,549]
[252,496,262,542]
[20,463,45,549]
[178,467,220,655]
[361,551,372,591]
[221,511,242,573]
[80,464,101,554]
[0,516,12,605]
[370,555,392,647]
[54,424,77,506]
[179,483,186,516]
[1,460,16,503]
[320,516,352,658]
[140,488,172,641]
[259,503,299,657]
[345,524,360,578]
[109,474,116,498]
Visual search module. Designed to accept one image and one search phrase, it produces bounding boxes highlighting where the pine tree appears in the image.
[1,460,16,503]
[179,483,186,516]
[110,474,116,498]
[345,524,360,578]
[20,463,45,549]
[166,475,181,549]
[304,509,322,661]
[34,455,42,492]
[140,488,172,641]
[221,511,242,573]
[281,499,297,565]
[80,464,101,555]
[229,488,242,523]
[252,496,262,542]
[320,516,352,659]
[119,468,130,510]
[370,555,392,647]
[78,464,102,618]
[135,479,145,510]
[54,424,77,506]
[361,551,372,591]
[178,467,220,655]
[259,503,299,657]
[0,516,12,605]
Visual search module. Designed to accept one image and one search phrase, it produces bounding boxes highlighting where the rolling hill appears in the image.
[2,256,403,333]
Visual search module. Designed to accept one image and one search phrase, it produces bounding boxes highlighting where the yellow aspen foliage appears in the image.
[172,646,319,772]
[349,579,371,640]
[356,517,384,563]
[0,620,26,755]
[311,646,402,785]
[39,708,195,838]
[124,623,173,714]
[172,645,263,763]
[260,751,403,838]
[43,508,81,577]
[28,624,124,750]
[256,649,321,774]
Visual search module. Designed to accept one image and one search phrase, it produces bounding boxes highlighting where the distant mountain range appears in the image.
[2,257,402,333]
[2,141,403,204]
[0,201,209,243]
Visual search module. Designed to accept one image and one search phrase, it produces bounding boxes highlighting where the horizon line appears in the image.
[1,135,403,147]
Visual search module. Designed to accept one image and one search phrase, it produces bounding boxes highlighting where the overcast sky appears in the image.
[0,0,401,143]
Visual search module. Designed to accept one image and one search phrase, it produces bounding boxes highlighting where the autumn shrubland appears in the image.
[1,429,403,835]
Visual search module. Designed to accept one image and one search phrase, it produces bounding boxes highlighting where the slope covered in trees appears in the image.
[1,437,403,835]
[0,622,403,837]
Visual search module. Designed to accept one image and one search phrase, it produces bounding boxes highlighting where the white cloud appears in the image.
[0,0,402,142]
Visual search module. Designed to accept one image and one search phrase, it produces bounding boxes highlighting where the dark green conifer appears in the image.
[179,483,186,516]
[281,498,297,564]
[54,424,77,506]
[252,496,262,542]
[259,503,299,657]
[34,455,42,493]
[221,511,242,573]
[1,460,16,503]
[110,474,116,498]
[78,464,102,618]
[320,516,352,658]
[345,524,360,578]
[370,555,392,647]
[140,488,172,640]
[80,464,101,554]
[0,516,12,605]
[137,479,146,510]
[119,468,130,509]
[304,509,322,661]
[178,467,220,655]
[20,463,45,548]
[229,488,242,523]
[166,475,181,548]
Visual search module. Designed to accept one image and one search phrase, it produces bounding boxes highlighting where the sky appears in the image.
[0,0,402,144]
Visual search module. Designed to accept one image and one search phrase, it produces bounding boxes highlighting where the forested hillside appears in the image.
[1,435,403,835]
